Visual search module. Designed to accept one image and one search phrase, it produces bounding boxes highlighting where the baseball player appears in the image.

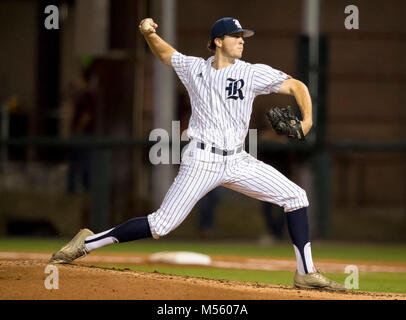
[50,17,345,291]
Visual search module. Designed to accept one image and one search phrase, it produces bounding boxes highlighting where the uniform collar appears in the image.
[206,56,240,71]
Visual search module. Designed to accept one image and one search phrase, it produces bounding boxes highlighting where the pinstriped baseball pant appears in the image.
[148,140,309,239]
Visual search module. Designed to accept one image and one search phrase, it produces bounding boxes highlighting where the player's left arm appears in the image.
[278,78,313,136]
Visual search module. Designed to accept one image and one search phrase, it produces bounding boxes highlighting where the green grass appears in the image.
[0,237,405,262]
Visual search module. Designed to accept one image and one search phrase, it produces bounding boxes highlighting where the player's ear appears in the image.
[214,37,223,49]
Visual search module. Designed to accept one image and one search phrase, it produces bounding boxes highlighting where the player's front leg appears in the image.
[49,216,152,264]
[50,157,222,264]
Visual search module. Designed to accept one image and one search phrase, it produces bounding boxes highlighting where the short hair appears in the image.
[207,36,224,52]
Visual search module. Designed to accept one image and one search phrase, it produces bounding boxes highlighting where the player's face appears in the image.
[220,32,245,58]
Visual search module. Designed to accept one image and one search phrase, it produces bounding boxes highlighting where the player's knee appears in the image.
[284,186,309,212]
[295,187,309,209]
[297,187,308,205]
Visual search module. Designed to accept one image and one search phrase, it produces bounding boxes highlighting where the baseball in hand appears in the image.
[141,20,152,32]
[140,18,156,34]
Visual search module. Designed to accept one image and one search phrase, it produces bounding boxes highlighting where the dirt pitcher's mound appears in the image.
[0,259,405,300]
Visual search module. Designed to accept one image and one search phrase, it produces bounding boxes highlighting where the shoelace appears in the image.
[314,267,343,286]
[310,267,329,281]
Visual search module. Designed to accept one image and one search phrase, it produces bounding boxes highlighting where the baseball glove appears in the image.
[266,106,306,141]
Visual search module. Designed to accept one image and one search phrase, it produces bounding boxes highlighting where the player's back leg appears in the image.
[222,152,308,212]
[222,152,345,291]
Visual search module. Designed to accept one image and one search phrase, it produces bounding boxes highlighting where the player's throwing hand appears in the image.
[139,18,158,36]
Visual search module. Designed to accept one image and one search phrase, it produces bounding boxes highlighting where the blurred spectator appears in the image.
[177,92,191,135]
[66,66,96,194]
[197,188,220,239]
[257,127,292,243]
[197,187,287,243]
[257,151,291,244]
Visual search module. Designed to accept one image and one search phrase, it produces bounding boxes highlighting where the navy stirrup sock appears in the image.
[107,216,152,242]
[286,207,314,274]
[84,217,152,251]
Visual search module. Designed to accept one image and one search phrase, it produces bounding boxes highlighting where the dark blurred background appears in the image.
[0,0,405,243]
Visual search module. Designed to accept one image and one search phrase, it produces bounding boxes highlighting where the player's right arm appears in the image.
[139,18,176,67]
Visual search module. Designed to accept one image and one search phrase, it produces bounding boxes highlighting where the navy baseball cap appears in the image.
[210,17,254,41]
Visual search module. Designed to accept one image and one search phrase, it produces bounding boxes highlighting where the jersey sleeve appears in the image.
[252,64,291,96]
[171,51,201,86]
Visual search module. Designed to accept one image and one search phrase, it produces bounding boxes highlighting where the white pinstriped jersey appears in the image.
[171,51,290,149]
[145,52,308,239]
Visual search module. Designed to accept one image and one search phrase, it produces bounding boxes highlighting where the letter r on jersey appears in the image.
[226,78,245,100]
